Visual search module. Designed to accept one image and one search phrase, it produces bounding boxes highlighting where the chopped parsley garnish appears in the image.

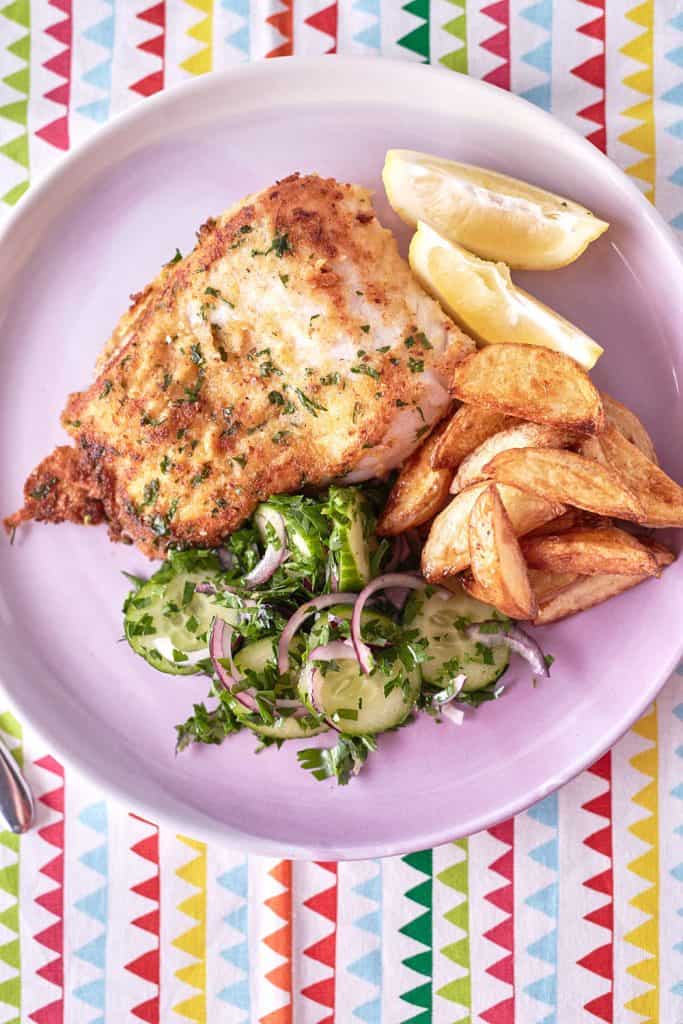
[259,360,283,378]
[232,454,247,468]
[141,479,159,507]
[191,465,211,487]
[404,335,415,348]
[352,401,363,423]
[415,424,430,441]
[416,331,433,349]
[166,248,182,266]
[160,455,172,474]
[320,372,340,386]
[395,398,409,407]
[252,231,292,258]
[99,380,113,398]
[272,430,291,445]
[408,357,424,373]
[190,344,205,366]
[140,412,164,427]
[279,273,289,287]
[297,734,377,785]
[161,371,173,391]
[309,313,320,329]
[268,390,284,406]
[351,364,381,380]
[377,345,390,353]
[204,286,234,307]
[360,324,370,334]
[544,654,555,670]
[294,388,327,417]
[29,477,58,501]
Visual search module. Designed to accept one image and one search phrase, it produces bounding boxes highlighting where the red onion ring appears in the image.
[277,593,359,675]
[431,673,467,707]
[208,617,258,713]
[244,508,288,588]
[439,705,465,726]
[465,621,550,678]
[351,573,448,674]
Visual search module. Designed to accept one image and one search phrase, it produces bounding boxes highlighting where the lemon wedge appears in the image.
[409,221,604,370]
[384,149,609,270]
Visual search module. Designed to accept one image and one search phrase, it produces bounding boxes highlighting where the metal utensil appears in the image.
[0,734,34,833]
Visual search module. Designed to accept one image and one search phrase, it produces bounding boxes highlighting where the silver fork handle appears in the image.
[0,734,34,833]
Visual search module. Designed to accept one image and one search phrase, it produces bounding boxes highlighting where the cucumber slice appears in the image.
[124,563,241,675]
[326,486,373,591]
[307,605,395,651]
[300,656,420,736]
[405,584,509,692]
[232,637,327,740]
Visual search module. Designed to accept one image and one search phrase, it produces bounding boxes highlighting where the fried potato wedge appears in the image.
[521,525,659,576]
[486,448,643,520]
[430,405,518,470]
[421,481,564,581]
[596,424,683,527]
[528,569,581,603]
[601,392,658,464]
[450,344,604,433]
[452,422,577,494]
[468,485,537,619]
[525,509,606,538]
[378,424,453,536]
[533,543,675,624]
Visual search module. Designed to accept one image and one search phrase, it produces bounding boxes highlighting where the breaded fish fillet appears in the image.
[7,173,474,556]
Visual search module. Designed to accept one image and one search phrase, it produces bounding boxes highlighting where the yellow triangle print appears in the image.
[173,835,207,1023]
[181,0,213,77]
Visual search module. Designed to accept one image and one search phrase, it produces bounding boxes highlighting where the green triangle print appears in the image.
[397,0,429,62]
[0,133,28,169]
[1,180,28,205]
[7,32,29,62]
[401,908,431,946]
[1,1,30,29]
[3,66,29,96]
[0,100,27,126]
[403,849,432,876]
[437,972,471,1009]
[437,840,471,1015]
[402,979,431,1010]
[441,13,467,73]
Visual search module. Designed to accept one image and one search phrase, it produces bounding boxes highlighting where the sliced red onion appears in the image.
[384,534,410,573]
[277,593,359,675]
[217,547,234,571]
[300,641,357,726]
[466,621,550,678]
[244,508,288,588]
[195,581,240,597]
[440,704,464,727]
[431,673,467,707]
[384,587,410,610]
[209,617,258,713]
[351,573,446,674]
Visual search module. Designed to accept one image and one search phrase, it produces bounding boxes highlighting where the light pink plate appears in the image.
[0,58,681,859]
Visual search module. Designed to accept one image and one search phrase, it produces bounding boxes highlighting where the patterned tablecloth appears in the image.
[0,2,682,1021]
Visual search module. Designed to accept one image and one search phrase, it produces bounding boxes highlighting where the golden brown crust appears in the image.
[7,173,473,556]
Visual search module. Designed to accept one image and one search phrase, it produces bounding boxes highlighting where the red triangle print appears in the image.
[585,901,613,931]
[132,875,159,902]
[39,787,65,815]
[489,849,513,881]
[125,948,159,982]
[589,753,611,781]
[304,885,337,923]
[305,3,337,53]
[301,976,335,1008]
[36,117,69,151]
[34,921,63,955]
[485,883,513,914]
[43,49,71,82]
[139,34,164,58]
[487,953,514,985]
[584,825,611,858]
[488,819,513,846]
[481,997,515,1024]
[39,821,64,851]
[577,99,605,128]
[484,917,513,953]
[572,53,604,88]
[131,832,158,864]
[40,853,64,883]
[304,931,335,968]
[131,996,159,1024]
[29,999,64,1024]
[582,790,611,820]
[266,0,293,58]
[140,2,164,27]
[35,756,64,778]
[584,990,613,1022]
[578,942,612,980]
[585,868,612,895]
[578,15,604,39]
[36,887,62,917]
[36,956,63,986]
[132,908,160,935]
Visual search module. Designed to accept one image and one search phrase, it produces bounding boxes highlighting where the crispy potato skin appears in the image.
[6,174,473,556]
[378,421,453,536]
[521,525,659,577]
[430,405,518,470]
[468,484,537,619]
[596,425,683,528]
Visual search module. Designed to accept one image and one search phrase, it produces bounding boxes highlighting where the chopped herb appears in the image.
[217,345,228,362]
[355,290,363,296]
[272,430,291,445]
[161,371,173,391]
[390,357,401,366]
[357,349,366,358]
[297,734,377,785]
[395,398,409,407]
[252,231,292,258]
[99,380,113,398]
[415,424,430,441]
[294,388,327,417]
[66,418,81,428]
[141,479,159,507]
[232,454,247,468]
[279,273,289,287]
[141,412,164,427]
[160,455,172,474]
[544,654,555,670]
[259,360,283,378]
[416,331,433,349]
[416,405,426,422]
[320,372,340,386]
[182,580,195,605]
[166,248,182,266]
[352,401,363,423]
[191,465,210,487]
[204,286,234,307]
[408,357,424,373]
[360,324,370,334]
[29,477,58,501]
[309,313,320,329]
[404,335,415,348]
[334,709,359,722]
[239,224,252,234]
[190,344,205,366]
[377,345,390,353]
[268,390,285,406]
[351,364,381,380]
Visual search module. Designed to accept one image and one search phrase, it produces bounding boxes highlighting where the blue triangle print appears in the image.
[218,862,247,899]
[77,98,110,123]
[354,909,381,936]
[677,661,683,676]
[671,12,683,30]
[530,838,558,870]
[671,863,683,882]
[83,59,112,92]
[524,973,557,1006]
[672,782,683,800]
[227,24,249,54]
[80,842,108,877]
[75,886,108,925]
[527,928,558,965]
[354,997,381,1024]
[84,16,115,51]
[667,45,683,69]
[354,0,380,15]
[522,39,551,73]
[674,702,683,719]
[538,1013,557,1024]
[528,794,558,828]
[663,83,683,106]
[522,81,552,111]
[521,0,552,30]
[218,977,250,1011]
[353,871,381,904]
[74,978,105,1010]
[75,931,106,969]
[348,948,381,984]
[525,881,558,918]
[222,0,249,15]
[78,801,107,834]
[354,22,381,48]
[224,903,248,935]
[221,939,249,971]
[674,206,683,226]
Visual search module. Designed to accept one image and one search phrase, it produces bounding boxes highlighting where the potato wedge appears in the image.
[601,392,658,464]
[486,448,643,520]
[430,405,518,470]
[421,481,564,581]
[378,424,452,536]
[533,543,675,624]
[528,569,581,603]
[521,525,659,576]
[452,422,577,494]
[450,343,604,433]
[596,424,683,527]
[578,434,608,464]
[525,509,606,538]
[468,485,537,619]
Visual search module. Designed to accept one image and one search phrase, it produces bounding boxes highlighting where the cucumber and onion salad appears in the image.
[123,483,551,785]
